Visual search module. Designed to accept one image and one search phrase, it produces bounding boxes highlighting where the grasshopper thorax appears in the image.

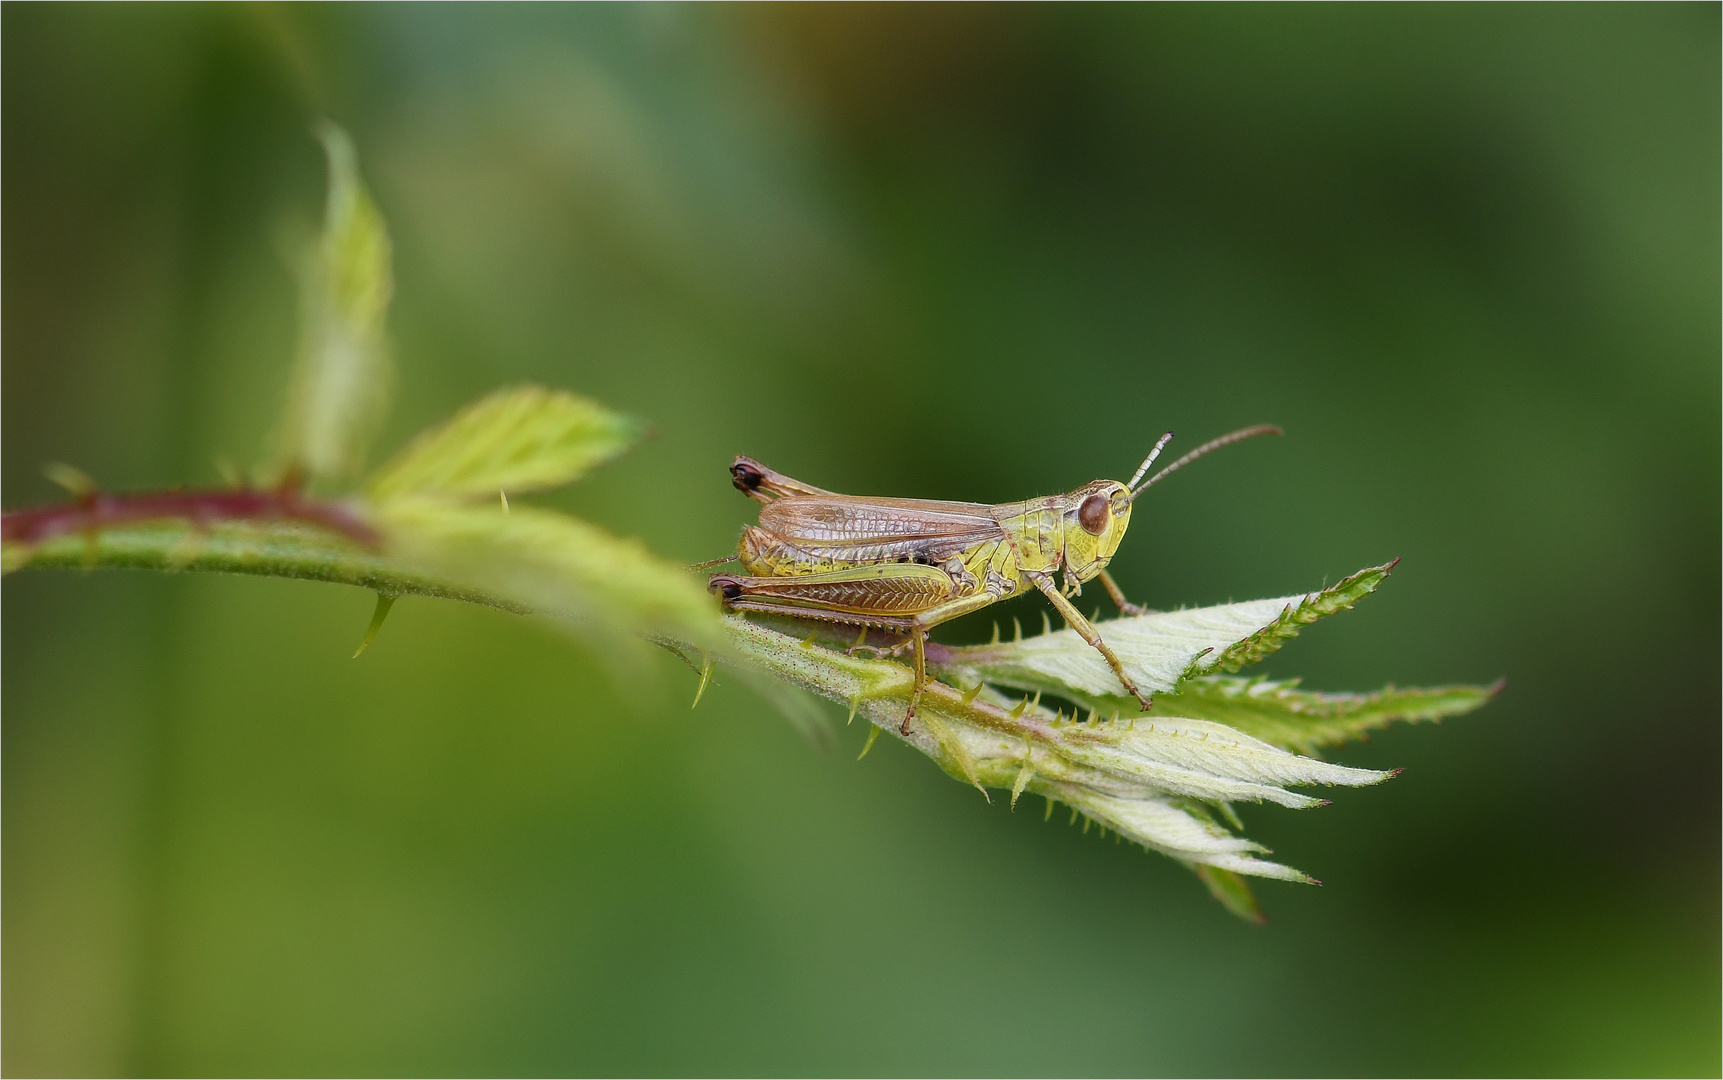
[1059,479,1134,584]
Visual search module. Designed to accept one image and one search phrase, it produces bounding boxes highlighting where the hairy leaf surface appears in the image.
[367,386,644,503]
[376,498,720,649]
[1153,676,1501,757]
[932,562,1395,703]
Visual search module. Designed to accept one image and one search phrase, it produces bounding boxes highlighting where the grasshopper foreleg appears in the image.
[1028,571,1154,710]
[1097,569,1150,617]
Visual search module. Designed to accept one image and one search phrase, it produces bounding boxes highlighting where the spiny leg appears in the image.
[1028,571,1154,710]
[709,566,1002,738]
[895,588,1011,735]
[901,627,927,736]
[1097,569,1150,617]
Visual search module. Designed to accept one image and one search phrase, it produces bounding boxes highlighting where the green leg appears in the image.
[1097,569,1149,616]
[900,589,1013,734]
[902,628,926,736]
[712,565,1007,736]
[1029,571,1153,709]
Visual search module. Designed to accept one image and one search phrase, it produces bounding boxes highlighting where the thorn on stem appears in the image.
[857,725,882,761]
[352,592,398,658]
[500,489,510,513]
[691,656,715,709]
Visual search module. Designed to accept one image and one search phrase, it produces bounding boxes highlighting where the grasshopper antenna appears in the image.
[1126,424,1282,503]
[1126,432,1176,490]
[689,554,740,571]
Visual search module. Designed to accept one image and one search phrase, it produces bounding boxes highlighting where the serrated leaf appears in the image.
[708,616,1392,889]
[931,562,1395,703]
[366,386,644,504]
[376,497,719,650]
[1045,784,1317,883]
[1048,714,1393,808]
[275,121,395,483]
[1195,561,1397,677]
[1152,675,1501,756]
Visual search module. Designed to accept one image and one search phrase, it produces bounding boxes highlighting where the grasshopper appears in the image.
[707,426,1280,736]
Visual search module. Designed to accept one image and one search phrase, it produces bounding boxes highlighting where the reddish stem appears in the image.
[1,487,379,547]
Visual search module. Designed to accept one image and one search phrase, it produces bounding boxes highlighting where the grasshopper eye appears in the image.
[1078,494,1110,536]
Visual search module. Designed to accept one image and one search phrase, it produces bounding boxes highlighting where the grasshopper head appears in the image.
[1061,425,1282,585]
[1061,479,1133,583]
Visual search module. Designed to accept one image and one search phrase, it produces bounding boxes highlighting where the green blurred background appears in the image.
[4,4,1718,1075]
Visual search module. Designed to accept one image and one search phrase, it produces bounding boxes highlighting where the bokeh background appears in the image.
[4,4,1718,1076]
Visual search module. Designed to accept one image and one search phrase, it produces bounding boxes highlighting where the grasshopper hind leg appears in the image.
[708,564,966,737]
[901,628,927,736]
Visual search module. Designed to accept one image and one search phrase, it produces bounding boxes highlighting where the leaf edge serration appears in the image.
[1182,558,1399,682]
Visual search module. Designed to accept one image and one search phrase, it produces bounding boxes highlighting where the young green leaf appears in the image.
[1151,676,1502,757]
[1196,562,1397,677]
[931,562,1396,704]
[1046,786,1315,883]
[703,615,1392,887]
[274,121,395,484]
[366,386,644,504]
[1049,714,1392,808]
[375,497,721,650]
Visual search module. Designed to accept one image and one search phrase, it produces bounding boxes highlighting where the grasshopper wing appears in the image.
[759,495,1002,561]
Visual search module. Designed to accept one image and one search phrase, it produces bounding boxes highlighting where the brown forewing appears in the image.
[757,496,1001,554]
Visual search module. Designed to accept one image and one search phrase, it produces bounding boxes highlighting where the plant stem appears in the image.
[2,487,377,546]
[2,502,524,613]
